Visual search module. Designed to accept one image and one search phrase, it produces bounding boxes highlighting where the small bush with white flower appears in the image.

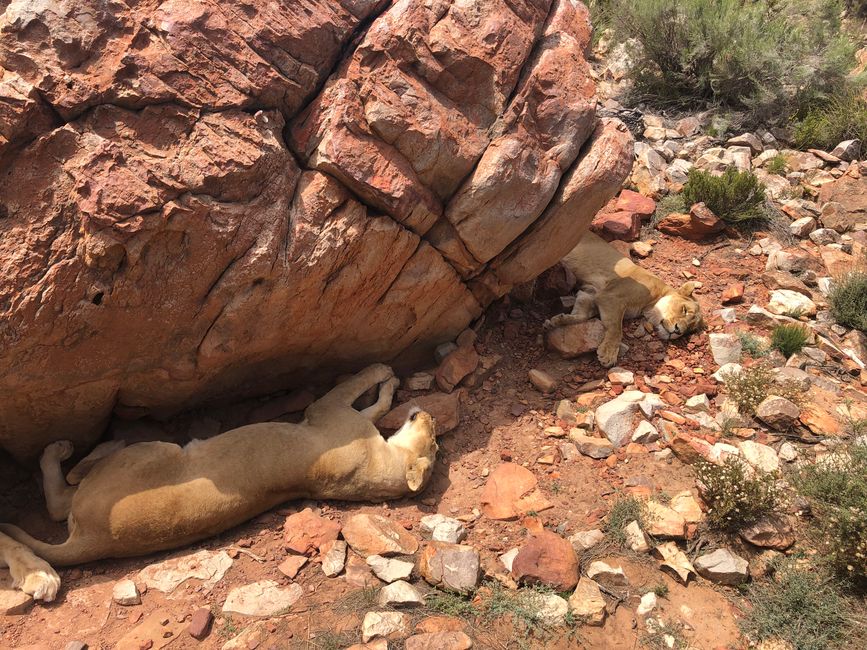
[696,457,779,532]
[790,442,867,582]
[722,362,804,415]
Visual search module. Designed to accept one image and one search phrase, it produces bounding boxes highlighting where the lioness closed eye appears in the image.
[0,364,437,602]
[544,232,703,367]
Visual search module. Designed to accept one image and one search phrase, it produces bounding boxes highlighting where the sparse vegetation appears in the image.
[791,442,867,581]
[740,560,851,650]
[651,193,687,228]
[794,91,867,151]
[695,457,779,531]
[652,583,669,598]
[738,331,769,358]
[766,154,789,175]
[721,362,803,415]
[605,494,649,546]
[602,0,859,123]
[642,618,689,650]
[681,168,766,223]
[427,589,479,619]
[771,323,810,358]
[829,271,867,332]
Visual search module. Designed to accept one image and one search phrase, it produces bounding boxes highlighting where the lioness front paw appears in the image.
[12,560,60,602]
[596,343,619,368]
[41,440,74,464]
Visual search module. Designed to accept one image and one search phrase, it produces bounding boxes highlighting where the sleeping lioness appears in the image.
[0,364,437,602]
[544,231,703,367]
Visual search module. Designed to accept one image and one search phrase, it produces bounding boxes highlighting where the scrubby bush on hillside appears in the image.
[696,458,779,531]
[681,168,766,223]
[740,560,851,650]
[829,271,867,332]
[771,324,810,358]
[791,442,867,581]
[794,92,867,151]
[603,0,859,123]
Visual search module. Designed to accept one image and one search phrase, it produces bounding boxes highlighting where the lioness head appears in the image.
[646,281,703,341]
[398,409,438,492]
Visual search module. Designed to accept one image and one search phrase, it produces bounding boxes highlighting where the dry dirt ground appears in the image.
[0,232,786,650]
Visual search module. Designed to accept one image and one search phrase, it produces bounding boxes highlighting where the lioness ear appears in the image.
[678,281,699,297]
[406,457,432,492]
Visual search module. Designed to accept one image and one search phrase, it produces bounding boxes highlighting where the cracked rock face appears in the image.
[0,0,632,460]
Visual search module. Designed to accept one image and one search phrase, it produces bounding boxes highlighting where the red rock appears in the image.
[511,530,579,591]
[669,434,714,465]
[187,608,213,640]
[480,463,553,520]
[342,514,419,557]
[739,515,795,550]
[817,173,867,231]
[436,347,480,392]
[590,210,641,242]
[415,616,466,634]
[283,508,341,556]
[378,392,462,435]
[546,320,605,359]
[277,555,308,579]
[615,189,656,221]
[657,202,725,241]
[405,631,473,650]
[0,0,632,460]
[721,283,745,304]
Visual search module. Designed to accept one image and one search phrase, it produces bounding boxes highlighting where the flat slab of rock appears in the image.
[420,514,467,543]
[569,430,614,459]
[321,539,347,577]
[709,333,742,366]
[586,560,628,588]
[222,580,303,617]
[362,611,410,643]
[739,515,795,550]
[546,320,605,358]
[283,508,342,555]
[418,542,480,593]
[738,440,781,473]
[694,548,749,585]
[653,542,696,584]
[112,578,141,606]
[645,501,687,539]
[367,555,414,583]
[568,577,606,626]
[569,529,604,551]
[138,550,233,594]
[342,514,419,557]
[755,396,800,432]
[512,530,579,591]
[595,391,664,447]
[378,393,462,434]
[405,631,473,650]
[378,580,425,607]
[480,463,552,520]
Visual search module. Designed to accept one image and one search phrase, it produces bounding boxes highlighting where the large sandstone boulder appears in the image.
[0,0,632,459]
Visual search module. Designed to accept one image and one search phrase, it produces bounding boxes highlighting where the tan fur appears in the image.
[0,364,437,602]
[545,232,703,367]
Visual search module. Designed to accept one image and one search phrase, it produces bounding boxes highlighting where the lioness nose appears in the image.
[674,324,681,333]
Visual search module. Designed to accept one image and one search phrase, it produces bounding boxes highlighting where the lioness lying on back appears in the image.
[0,364,437,602]
[545,232,703,367]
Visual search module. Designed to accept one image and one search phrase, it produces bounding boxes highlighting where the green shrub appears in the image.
[605,494,648,546]
[791,442,867,580]
[740,561,851,650]
[696,457,779,531]
[722,362,804,415]
[771,324,811,358]
[738,331,769,358]
[681,168,766,223]
[829,271,867,332]
[605,0,859,122]
[766,154,789,175]
[794,92,867,151]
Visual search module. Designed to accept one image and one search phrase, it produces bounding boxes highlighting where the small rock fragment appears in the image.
[694,548,749,585]
[112,579,141,606]
[378,580,425,607]
[528,369,558,393]
[568,577,606,626]
[361,611,410,643]
[367,555,415,584]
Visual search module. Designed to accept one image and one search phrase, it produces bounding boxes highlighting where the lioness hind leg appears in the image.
[361,377,400,422]
[40,441,77,523]
[0,531,60,602]
[595,297,626,368]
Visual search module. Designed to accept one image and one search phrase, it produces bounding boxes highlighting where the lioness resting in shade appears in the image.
[545,232,703,367]
[0,364,437,602]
